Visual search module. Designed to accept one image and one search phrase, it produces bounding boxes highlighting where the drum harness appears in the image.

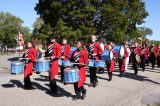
[73,49,83,68]
[88,42,96,59]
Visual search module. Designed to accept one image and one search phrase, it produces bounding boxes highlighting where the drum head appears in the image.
[64,68,79,72]
[11,61,24,65]
[110,51,114,60]
[36,59,50,62]
[120,46,124,57]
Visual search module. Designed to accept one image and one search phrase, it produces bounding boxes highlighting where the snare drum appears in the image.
[35,59,50,72]
[58,59,71,67]
[11,61,24,74]
[101,50,113,61]
[94,60,105,68]
[113,45,124,57]
[58,59,62,66]
[62,60,71,67]
[64,68,79,83]
[88,59,95,67]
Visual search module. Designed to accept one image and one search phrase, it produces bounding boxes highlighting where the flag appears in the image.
[18,32,24,46]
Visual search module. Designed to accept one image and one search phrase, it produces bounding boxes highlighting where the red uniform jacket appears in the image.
[131,47,142,56]
[61,44,71,60]
[104,45,109,50]
[121,48,129,71]
[72,49,88,88]
[150,46,158,58]
[142,47,150,60]
[24,48,36,78]
[87,42,103,60]
[50,42,62,80]
[109,50,117,72]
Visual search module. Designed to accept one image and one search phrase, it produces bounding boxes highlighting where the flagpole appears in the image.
[17,23,20,58]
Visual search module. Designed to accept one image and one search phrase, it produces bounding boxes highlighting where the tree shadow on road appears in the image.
[122,72,160,85]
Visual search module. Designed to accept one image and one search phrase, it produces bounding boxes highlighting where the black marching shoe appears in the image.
[24,86,35,90]
[72,93,81,101]
[81,90,86,100]
[93,80,98,87]
[134,71,138,75]
[88,83,94,87]
[142,68,145,72]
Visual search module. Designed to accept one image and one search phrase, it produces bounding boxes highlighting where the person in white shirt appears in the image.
[125,44,131,71]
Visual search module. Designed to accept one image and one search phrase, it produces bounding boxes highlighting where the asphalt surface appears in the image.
[0,53,160,106]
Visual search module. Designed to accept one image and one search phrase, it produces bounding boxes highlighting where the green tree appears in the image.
[21,26,31,43]
[35,0,97,45]
[0,12,23,48]
[99,0,148,44]
[0,12,31,48]
[35,0,148,44]
[139,27,153,39]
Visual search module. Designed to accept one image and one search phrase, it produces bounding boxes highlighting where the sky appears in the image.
[0,0,159,40]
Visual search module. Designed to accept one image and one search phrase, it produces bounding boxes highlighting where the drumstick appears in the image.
[71,63,87,65]
[19,58,31,60]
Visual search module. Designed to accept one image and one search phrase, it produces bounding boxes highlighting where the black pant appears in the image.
[118,59,123,73]
[60,67,64,81]
[24,76,32,88]
[140,55,146,71]
[89,67,97,84]
[107,62,112,80]
[50,79,58,93]
[157,55,160,68]
[146,58,150,66]
[132,57,138,75]
[150,53,156,69]
[74,82,86,96]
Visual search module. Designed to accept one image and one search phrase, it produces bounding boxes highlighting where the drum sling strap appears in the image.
[62,45,66,56]
[74,49,83,63]
[89,42,96,59]
[133,47,138,55]
[89,42,95,53]
[48,43,56,55]
[151,47,154,53]
[24,49,30,58]
[142,48,146,54]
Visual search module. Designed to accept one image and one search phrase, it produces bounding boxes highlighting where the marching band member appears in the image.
[149,43,158,69]
[130,42,142,75]
[119,43,129,77]
[60,38,71,82]
[72,41,88,100]
[22,42,36,90]
[125,44,131,71]
[87,35,103,87]
[46,36,62,95]
[141,44,150,71]
[104,42,109,50]
[157,44,160,68]
[35,43,45,74]
[107,42,117,81]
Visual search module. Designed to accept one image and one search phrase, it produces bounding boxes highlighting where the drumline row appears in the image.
[10,45,124,83]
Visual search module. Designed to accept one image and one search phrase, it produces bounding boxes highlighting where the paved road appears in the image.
[0,53,160,106]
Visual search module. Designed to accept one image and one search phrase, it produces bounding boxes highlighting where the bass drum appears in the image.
[113,45,124,57]
[101,50,113,61]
